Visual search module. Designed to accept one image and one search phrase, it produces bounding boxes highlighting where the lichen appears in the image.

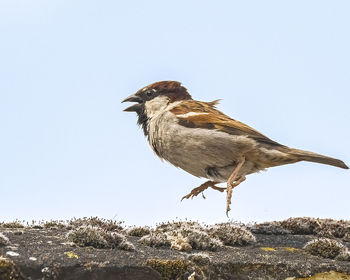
[68,217,124,231]
[169,233,192,252]
[282,247,300,252]
[139,232,171,248]
[156,221,223,251]
[188,253,211,265]
[260,247,275,251]
[43,220,66,229]
[209,223,256,246]
[67,226,134,250]
[118,239,135,251]
[103,232,135,251]
[0,232,10,246]
[139,221,223,251]
[0,221,24,229]
[125,226,151,237]
[250,222,291,235]
[64,251,79,259]
[145,259,187,280]
[279,218,350,241]
[68,226,108,248]
[186,228,223,251]
[279,217,320,235]
[287,271,350,279]
[303,238,349,260]
[0,257,20,280]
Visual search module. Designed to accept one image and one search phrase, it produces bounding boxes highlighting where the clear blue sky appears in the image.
[1,1,349,226]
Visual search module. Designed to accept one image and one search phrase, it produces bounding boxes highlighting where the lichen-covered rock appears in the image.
[303,238,349,260]
[139,221,224,252]
[155,221,203,234]
[250,222,291,235]
[210,223,256,246]
[0,257,22,280]
[43,220,66,229]
[1,217,350,279]
[125,226,151,237]
[156,221,223,251]
[0,221,24,229]
[287,271,350,279]
[67,226,133,250]
[186,228,223,251]
[68,217,124,231]
[278,218,350,241]
[103,231,135,251]
[168,233,192,252]
[188,253,211,265]
[144,259,188,280]
[68,226,108,248]
[139,232,171,248]
[279,217,321,235]
[0,233,10,246]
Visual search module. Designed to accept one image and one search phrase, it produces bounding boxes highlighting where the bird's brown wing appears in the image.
[170,100,284,147]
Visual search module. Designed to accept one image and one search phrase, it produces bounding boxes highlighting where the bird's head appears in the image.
[122,81,191,112]
[122,81,192,135]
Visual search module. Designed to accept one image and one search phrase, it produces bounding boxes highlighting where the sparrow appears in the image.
[122,81,348,215]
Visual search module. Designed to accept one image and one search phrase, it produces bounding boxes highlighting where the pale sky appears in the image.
[1,0,349,226]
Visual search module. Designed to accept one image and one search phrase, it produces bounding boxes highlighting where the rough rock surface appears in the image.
[0,217,349,280]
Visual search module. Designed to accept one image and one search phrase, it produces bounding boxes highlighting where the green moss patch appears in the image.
[145,259,188,280]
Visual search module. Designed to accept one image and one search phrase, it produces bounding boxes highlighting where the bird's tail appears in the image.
[286,148,349,169]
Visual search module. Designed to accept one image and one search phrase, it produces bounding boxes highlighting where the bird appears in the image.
[122,81,348,215]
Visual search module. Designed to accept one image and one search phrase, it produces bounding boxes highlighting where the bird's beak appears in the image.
[122,94,143,112]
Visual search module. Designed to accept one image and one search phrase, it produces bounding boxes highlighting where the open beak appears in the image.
[122,94,143,112]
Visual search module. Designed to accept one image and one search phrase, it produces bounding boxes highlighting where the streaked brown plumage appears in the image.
[122,81,348,215]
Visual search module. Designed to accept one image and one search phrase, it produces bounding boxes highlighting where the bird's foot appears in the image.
[181,181,220,201]
[226,176,246,217]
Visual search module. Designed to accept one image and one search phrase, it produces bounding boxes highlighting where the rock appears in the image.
[0,217,349,279]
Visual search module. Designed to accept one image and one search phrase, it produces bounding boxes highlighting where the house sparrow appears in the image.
[122,81,348,215]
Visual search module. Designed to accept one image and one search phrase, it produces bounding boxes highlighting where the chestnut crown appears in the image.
[137,81,192,102]
[122,81,192,112]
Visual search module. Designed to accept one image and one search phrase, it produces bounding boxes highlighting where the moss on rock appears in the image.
[210,223,256,246]
[303,238,349,260]
[145,259,187,280]
[0,257,22,280]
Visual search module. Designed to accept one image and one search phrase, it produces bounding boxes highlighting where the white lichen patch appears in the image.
[159,221,223,251]
[304,238,349,260]
[6,251,19,257]
[139,232,171,248]
[68,217,124,232]
[0,232,10,246]
[139,221,223,251]
[67,226,108,249]
[336,248,350,261]
[155,221,203,234]
[169,233,192,252]
[67,226,133,250]
[249,222,291,235]
[125,226,151,237]
[279,218,350,241]
[118,239,135,251]
[185,228,223,251]
[209,223,256,246]
[104,232,135,251]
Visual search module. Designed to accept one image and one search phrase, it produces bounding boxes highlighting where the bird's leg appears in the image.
[181,180,221,201]
[210,185,226,192]
[226,157,246,216]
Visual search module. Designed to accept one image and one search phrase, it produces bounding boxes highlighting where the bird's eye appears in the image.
[146,90,153,97]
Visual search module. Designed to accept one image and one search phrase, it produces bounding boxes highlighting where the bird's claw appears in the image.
[181,190,205,201]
